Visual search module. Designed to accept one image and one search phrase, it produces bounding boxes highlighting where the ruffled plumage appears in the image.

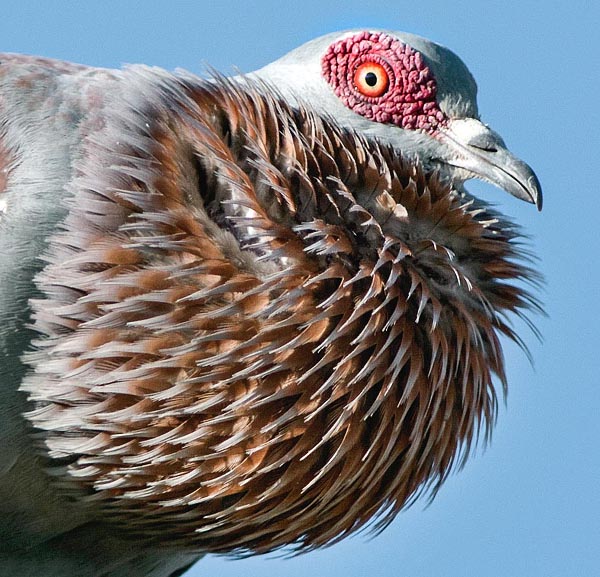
[20,71,540,554]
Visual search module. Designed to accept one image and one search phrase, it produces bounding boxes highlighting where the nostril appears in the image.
[470,143,498,153]
[464,128,504,153]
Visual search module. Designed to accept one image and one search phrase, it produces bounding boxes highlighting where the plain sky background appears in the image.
[1,2,598,576]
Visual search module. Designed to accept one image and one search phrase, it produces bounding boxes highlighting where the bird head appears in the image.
[252,29,542,209]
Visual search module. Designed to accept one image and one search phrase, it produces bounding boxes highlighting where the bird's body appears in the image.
[0,30,541,576]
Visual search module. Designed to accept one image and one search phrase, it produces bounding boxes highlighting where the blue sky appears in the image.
[2,1,598,576]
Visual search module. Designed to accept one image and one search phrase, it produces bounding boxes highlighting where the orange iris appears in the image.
[353,62,389,97]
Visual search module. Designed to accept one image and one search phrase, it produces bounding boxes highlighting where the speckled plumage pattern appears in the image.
[0,29,541,577]
[19,71,538,553]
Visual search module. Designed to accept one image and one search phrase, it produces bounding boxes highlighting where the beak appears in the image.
[439,118,543,210]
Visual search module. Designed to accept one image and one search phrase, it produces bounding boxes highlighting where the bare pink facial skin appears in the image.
[321,31,448,135]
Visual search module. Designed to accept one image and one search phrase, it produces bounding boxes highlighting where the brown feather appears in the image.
[22,71,539,554]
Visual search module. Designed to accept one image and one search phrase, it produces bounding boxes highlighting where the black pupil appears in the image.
[364,71,378,87]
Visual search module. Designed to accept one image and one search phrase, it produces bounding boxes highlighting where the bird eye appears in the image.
[353,62,389,97]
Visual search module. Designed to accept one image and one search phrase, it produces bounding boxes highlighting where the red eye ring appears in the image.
[353,61,390,97]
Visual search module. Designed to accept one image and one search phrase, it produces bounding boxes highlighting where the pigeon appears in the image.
[0,29,541,577]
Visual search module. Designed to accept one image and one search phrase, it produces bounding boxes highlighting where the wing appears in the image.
[0,55,200,577]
